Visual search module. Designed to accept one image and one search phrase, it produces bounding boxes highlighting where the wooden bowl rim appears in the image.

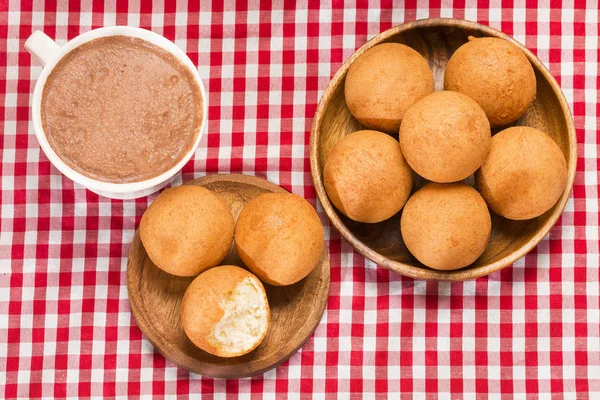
[127,173,330,378]
[309,18,577,281]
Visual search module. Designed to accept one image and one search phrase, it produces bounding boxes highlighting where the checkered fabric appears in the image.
[1,0,599,398]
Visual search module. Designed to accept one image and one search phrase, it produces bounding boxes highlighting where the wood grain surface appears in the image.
[310,18,577,281]
[127,174,330,378]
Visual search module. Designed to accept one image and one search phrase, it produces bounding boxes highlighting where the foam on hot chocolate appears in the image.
[41,35,203,183]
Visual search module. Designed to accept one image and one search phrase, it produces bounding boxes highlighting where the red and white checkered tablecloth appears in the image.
[1,0,599,398]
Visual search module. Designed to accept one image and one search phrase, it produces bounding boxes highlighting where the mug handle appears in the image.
[25,31,61,66]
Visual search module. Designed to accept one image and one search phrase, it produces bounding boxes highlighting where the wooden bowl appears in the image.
[310,18,576,281]
[127,174,330,378]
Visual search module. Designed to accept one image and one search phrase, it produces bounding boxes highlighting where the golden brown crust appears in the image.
[234,193,325,286]
[400,183,491,271]
[399,91,491,183]
[444,37,536,127]
[140,186,234,277]
[180,265,270,358]
[475,126,568,220]
[323,130,413,223]
[345,43,435,133]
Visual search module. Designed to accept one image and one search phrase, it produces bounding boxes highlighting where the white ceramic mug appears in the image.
[25,27,207,199]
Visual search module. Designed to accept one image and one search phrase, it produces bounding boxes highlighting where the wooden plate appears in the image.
[127,174,330,378]
[310,18,577,281]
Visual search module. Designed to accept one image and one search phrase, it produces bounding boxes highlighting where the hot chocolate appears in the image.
[41,36,203,183]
